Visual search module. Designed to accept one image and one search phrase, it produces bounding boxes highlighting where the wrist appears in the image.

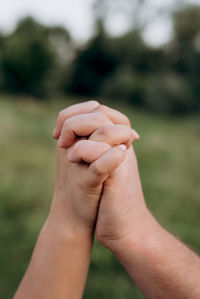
[110,209,162,257]
[46,200,95,247]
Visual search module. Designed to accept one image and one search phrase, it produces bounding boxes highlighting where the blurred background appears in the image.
[0,0,200,298]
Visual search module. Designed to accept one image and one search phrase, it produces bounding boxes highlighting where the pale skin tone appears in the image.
[15,101,200,299]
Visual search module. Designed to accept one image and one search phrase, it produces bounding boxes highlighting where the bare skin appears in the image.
[14,103,135,299]
[15,101,200,299]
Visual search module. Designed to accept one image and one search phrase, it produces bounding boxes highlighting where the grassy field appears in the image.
[0,96,200,298]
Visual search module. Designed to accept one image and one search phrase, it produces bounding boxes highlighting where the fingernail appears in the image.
[132,129,140,141]
[119,144,127,151]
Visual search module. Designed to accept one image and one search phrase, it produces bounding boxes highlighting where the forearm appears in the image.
[14,207,93,299]
[115,211,200,299]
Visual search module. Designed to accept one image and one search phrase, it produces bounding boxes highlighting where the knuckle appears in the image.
[93,111,107,123]
[97,104,107,113]
[89,100,100,107]
[97,125,110,138]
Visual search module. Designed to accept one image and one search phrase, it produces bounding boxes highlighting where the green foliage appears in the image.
[0,17,71,97]
[169,5,200,112]
[173,5,200,45]
[0,18,55,96]
[1,4,200,114]
[67,21,119,96]
[145,72,192,114]
[100,31,163,107]
[67,4,200,114]
[0,96,200,298]
[101,67,146,106]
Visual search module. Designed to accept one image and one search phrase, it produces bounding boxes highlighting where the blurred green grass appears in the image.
[0,96,200,299]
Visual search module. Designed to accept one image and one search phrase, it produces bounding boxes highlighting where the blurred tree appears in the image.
[101,30,163,106]
[0,32,4,90]
[145,71,191,114]
[1,17,55,96]
[165,5,200,112]
[0,4,199,114]
[0,17,71,97]
[46,25,73,93]
[67,0,167,106]
[92,0,147,31]
[47,25,73,66]
[67,20,118,96]
[176,6,200,112]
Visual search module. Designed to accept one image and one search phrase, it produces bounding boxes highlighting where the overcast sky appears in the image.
[0,0,200,46]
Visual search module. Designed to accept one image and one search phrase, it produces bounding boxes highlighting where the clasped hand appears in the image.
[51,101,149,254]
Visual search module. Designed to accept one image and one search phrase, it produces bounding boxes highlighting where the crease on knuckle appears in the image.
[92,111,107,124]
[97,125,110,138]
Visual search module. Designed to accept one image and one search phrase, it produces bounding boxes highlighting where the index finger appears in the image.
[53,100,100,139]
[93,105,131,128]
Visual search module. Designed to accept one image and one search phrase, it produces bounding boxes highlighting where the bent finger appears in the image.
[53,100,100,139]
[89,124,134,148]
[86,145,127,188]
[92,105,131,127]
[58,112,112,148]
[68,140,111,163]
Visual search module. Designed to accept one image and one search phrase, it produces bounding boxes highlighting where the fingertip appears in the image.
[132,129,140,141]
[52,128,60,139]
[52,133,59,139]
[58,137,65,148]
